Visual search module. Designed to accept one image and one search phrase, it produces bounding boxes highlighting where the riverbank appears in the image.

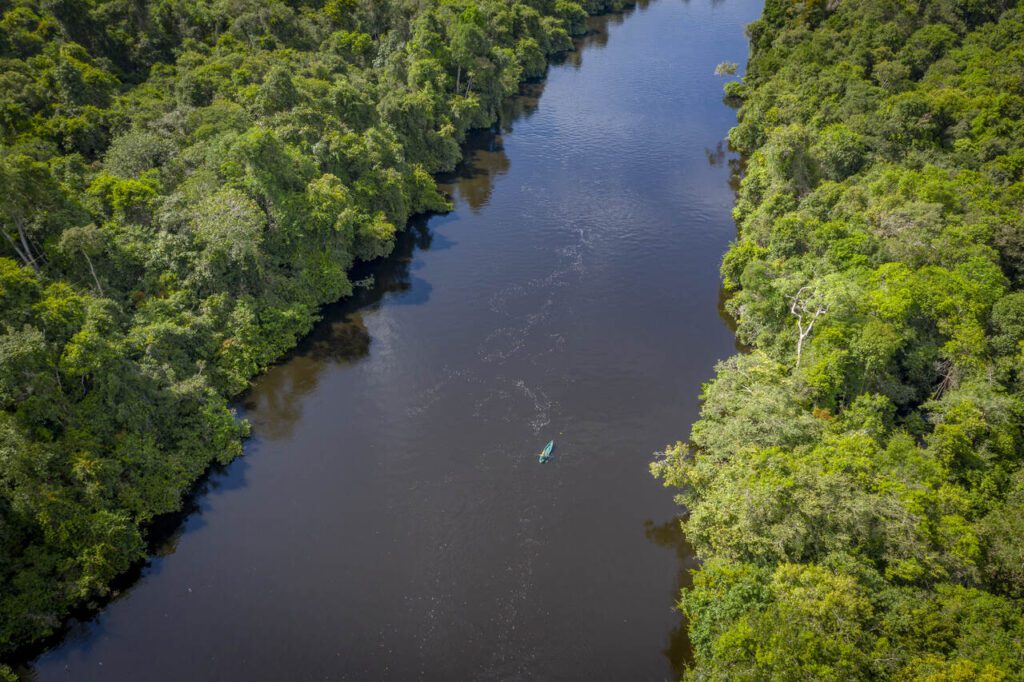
[0,0,643,669]
[655,1,1024,678]
[20,1,765,678]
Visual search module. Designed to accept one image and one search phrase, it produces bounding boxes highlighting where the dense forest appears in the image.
[653,0,1024,678]
[0,0,634,666]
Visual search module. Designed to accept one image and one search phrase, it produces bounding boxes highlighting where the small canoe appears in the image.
[538,440,554,463]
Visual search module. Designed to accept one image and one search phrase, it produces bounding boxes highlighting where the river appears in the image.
[26,1,762,679]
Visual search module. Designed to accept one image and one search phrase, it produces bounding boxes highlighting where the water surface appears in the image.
[29,1,762,678]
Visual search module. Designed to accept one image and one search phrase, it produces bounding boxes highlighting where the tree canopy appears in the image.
[654,0,1024,678]
[0,0,633,665]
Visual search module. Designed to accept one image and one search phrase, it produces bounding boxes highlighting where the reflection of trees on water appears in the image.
[644,516,701,678]
[500,81,544,130]
[705,140,727,167]
[438,130,513,212]
[241,219,433,439]
[704,139,744,194]
[11,445,255,670]
[708,91,746,346]
[239,1,638,441]
[559,1,649,68]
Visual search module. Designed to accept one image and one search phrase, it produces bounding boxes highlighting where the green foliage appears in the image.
[654,0,1024,678]
[0,0,604,658]
[682,559,1024,681]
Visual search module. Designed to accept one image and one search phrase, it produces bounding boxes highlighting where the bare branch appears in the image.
[1,229,39,273]
[83,251,104,297]
[789,286,829,368]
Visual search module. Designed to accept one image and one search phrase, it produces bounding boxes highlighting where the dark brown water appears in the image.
[27,1,762,679]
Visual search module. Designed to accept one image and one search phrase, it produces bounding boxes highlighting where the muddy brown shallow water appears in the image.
[27,1,763,679]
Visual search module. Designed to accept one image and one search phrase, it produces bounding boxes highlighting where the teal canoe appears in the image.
[538,440,554,463]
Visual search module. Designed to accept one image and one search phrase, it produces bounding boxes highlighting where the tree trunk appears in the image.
[83,251,103,296]
[2,229,39,274]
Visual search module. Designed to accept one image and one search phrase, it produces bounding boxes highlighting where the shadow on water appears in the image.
[239,110,524,439]
[235,0,660,446]
[709,105,750,353]
[651,50,746,666]
[645,516,702,677]
[14,56,518,682]
[20,1,753,677]
[437,129,512,213]
[16,8,648,677]
[11,456,252,682]
[240,215,439,439]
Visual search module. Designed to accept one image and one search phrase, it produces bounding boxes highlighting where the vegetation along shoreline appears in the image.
[0,0,639,671]
[653,0,1024,678]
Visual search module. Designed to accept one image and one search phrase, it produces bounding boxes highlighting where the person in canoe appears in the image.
[539,440,554,463]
